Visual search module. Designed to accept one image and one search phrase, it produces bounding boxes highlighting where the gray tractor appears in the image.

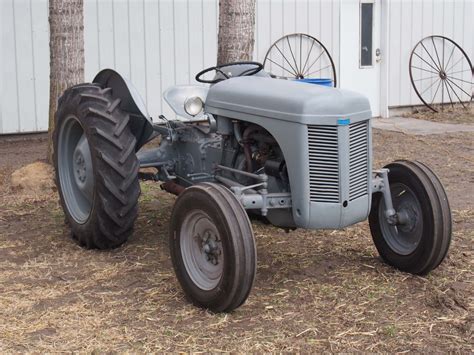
[53,62,451,312]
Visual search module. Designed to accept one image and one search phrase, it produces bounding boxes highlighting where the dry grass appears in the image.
[0,130,472,352]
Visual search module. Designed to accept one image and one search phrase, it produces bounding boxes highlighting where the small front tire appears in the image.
[169,183,257,312]
[369,160,452,275]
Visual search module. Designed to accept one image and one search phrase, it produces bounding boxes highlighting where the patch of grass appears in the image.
[384,325,397,337]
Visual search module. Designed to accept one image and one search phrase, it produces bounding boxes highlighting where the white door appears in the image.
[339,0,384,117]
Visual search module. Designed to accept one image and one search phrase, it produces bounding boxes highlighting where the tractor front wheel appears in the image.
[169,183,257,312]
[369,160,452,275]
[53,83,140,249]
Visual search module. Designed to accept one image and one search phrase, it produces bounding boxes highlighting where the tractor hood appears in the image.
[205,76,371,124]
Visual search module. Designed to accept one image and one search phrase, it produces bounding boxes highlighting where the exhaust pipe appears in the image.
[161,181,185,196]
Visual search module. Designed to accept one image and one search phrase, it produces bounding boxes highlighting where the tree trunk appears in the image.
[217,0,256,65]
[47,0,84,163]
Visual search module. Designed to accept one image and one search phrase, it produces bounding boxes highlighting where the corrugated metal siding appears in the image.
[388,0,474,107]
[1,0,339,134]
[1,0,49,134]
[6,1,471,133]
[84,0,340,120]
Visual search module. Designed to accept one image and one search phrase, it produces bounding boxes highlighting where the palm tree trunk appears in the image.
[217,0,256,65]
[48,0,84,162]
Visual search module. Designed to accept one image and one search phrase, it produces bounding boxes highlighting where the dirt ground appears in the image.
[402,104,473,124]
[0,126,472,352]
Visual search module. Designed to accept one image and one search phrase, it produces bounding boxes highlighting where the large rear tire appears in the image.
[53,83,140,249]
[369,160,452,275]
[169,183,257,312]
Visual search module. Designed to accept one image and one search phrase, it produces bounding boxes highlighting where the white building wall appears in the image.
[84,0,340,120]
[2,0,471,134]
[0,0,340,134]
[1,0,50,134]
[388,0,474,107]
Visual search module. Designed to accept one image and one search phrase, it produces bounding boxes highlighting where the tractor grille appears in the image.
[308,125,340,203]
[307,121,369,204]
[349,121,369,201]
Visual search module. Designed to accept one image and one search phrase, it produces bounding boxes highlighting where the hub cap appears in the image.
[180,210,224,290]
[58,116,94,224]
[378,183,423,255]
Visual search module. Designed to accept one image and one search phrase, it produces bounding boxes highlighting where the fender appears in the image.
[93,69,154,150]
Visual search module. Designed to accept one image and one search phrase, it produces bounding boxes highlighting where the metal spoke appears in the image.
[448,69,472,76]
[413,52,442,73]
[441,80,445,108]
[445,56,464,74]
[299,34,302,74]
[421,42,441,71]
[446,76,473,85]
[442,38,445,70]
[411,66,440,75]
[445,78,467,108]
[431,37,444,71]
[444,43,456,71]
[306,64,332,77]
[446,77,472,98]
[430,79,443,104]
[444,80,455,108]
[274,44,299,75]
[287,36,300,75]
[421,78,441,96]
[304,51,325,76]
[413,75,438,82]
[301,40,315,75]
[266,57,298,77]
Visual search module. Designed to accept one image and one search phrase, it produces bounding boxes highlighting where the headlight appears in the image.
[184,96,204,116]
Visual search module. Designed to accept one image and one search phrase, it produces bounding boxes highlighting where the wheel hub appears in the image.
[200,231,221,265]
[396,206,418,232]
[74,153,87,183]
[72,134,94,201]
[379,183,423,255]
[180,210,224,290]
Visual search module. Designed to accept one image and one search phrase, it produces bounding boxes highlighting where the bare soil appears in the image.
[0,128,472,352]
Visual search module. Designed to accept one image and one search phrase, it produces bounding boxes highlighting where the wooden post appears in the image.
[48,0,84,162]
[217,0,256,65]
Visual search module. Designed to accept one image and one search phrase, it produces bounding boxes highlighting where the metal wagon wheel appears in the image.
[409,35,473,112]
[263,33,337,87]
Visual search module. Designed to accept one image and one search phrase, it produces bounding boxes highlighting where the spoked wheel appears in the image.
[369,160,452,275]
[263,33,337,86]
[169,183,256,312]
[409,35,473,112]
[53,83,140,249]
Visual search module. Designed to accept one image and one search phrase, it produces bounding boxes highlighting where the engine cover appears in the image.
[205,77,373,229]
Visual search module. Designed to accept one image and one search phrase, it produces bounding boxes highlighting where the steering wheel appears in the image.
[195,61,264,84]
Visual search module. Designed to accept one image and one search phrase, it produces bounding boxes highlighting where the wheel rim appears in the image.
[409,35,473,112]
[180,210,224,291]
[378,183,423,255]
[58,115,94,224]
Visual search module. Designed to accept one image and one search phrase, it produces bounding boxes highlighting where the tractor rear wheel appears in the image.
[169,183,257,312]
[53,83,140,249]
[369,160,452,274]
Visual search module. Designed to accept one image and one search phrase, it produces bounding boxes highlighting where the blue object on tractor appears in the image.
[296,78,333,87]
